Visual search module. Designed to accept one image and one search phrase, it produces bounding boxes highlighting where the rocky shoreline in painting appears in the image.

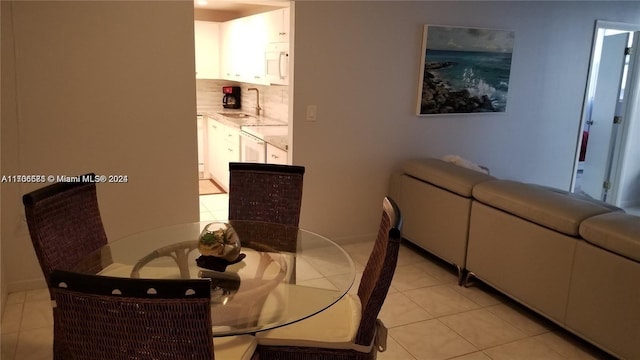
[419,62,496,114]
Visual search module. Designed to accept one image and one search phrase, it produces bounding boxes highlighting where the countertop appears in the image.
[198,110,287,128]
[264,135,288,151]
[198,111,289,151]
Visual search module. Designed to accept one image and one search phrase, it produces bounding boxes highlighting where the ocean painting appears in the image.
[417,25,514,115]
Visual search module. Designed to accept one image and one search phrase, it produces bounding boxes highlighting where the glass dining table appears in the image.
[72,220,356,337]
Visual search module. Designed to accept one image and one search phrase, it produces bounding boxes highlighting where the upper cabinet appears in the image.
[220,19,242,81]
[243,14,269,84]
[220,13,269,84]
[212,6,291,85]
[194,21,220,79]
[265,7,290,43]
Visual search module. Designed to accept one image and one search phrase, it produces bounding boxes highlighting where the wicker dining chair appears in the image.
[255,196,403,360]
[229,162,305,283]
[22,175,108,359]
[49,270,258,360]
[22,174,108,287]
[228,162,305,229]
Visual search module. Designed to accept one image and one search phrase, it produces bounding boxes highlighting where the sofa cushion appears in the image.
[579,212,640,262]
[401,158,495,197]
[473,180,614,236]
[530,184,623,212]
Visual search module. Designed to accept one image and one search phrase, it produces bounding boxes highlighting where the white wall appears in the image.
[1,1,199,291]
[292,1,640,243]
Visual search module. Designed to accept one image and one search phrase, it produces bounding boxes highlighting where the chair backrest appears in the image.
[228,162,305,227]
[50,270,214,360]
[22,175,108,292]
[354,196,403,347]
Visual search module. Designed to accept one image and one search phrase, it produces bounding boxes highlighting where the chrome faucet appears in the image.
[247,88,262,116]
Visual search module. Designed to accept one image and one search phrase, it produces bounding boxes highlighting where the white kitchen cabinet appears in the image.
[266,7,290,43]
[197,115,206,178]
[194,21,219,79]
[220,13,269,84]
[220,19,243,81]
[220,124,240,190]
[243,14,268,84]
[206,117,240,191]
[207,117,223,182]
[266,143,287,165]
[199,9,289,83]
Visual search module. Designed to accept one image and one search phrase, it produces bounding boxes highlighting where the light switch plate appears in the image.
[306,105,317,121]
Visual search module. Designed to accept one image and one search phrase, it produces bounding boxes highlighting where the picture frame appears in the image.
[416,24,515,115]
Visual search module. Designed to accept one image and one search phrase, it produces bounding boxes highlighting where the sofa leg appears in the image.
[456,265,464,285]
[462,271,477,288]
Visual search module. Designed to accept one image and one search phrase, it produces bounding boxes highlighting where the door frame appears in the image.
[571,20,640,205]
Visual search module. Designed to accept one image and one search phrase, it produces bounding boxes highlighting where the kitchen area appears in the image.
[194,4,291,194]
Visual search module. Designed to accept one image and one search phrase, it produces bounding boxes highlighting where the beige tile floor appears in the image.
[1,194,616,360]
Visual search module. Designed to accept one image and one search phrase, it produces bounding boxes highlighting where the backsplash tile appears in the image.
[196,79,288,123]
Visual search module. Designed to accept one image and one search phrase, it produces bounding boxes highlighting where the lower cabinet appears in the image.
[206,117,239,191]
[266,143,287,165]
[220,125,239,190]
[206,117,221,180]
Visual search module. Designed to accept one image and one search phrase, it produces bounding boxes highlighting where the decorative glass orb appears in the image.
[197,222,241,262]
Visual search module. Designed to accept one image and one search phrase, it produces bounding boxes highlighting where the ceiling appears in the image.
[193,0,288,12]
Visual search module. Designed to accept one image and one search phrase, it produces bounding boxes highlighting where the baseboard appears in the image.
[7,277,47,294]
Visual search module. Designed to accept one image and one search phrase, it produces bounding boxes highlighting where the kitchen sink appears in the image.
[218,112,254,118]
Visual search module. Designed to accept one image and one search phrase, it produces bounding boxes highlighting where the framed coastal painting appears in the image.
[416,25,515,115]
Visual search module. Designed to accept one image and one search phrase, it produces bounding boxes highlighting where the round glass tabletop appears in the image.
[73,220,356,336]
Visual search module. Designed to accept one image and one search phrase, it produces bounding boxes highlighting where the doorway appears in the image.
[572,20,640,213]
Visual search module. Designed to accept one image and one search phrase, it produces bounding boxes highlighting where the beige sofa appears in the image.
[389,158,640,359]
[388,158,495,282]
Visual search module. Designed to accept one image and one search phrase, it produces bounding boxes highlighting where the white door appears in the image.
[581,32,629,200]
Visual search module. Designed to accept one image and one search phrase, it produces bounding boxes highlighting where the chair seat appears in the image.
[256,293,361,349]
[214,335,257,360]
[254,197,402,360]
[97,262,134,277]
